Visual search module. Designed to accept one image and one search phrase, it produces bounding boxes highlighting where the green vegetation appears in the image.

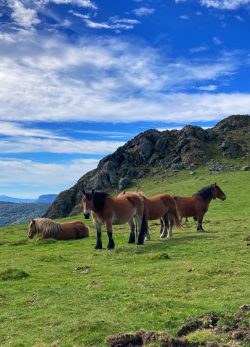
[0,170,250,346]
[0,202,50,227]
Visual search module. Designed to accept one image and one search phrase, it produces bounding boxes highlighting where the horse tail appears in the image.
[162,196,181,228]
[170,199,181,228]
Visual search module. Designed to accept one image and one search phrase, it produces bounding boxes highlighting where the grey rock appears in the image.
[171,163,183,171]
[118,177,131,190]
[241,165,250,171]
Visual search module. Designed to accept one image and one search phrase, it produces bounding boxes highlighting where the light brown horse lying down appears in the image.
[82,189,148,249]
[119,191,181,239]
[165,183,226,231]
[28,218,89,240]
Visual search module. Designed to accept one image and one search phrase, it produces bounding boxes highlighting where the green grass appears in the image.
[0,170,250,346]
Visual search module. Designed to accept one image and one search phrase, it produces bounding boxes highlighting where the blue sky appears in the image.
[0,0,249,198]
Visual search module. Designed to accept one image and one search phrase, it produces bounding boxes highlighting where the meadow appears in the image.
[0,169,250,346]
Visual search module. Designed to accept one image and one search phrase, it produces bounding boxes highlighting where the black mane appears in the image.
[195,185,213,199]
[91,191,110,212]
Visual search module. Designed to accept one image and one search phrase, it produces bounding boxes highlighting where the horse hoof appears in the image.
[160,235,166,239]
[128,240,135,244]
[95,244,103,249]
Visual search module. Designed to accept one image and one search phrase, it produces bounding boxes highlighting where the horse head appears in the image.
[212,183,226,201]
[28,219,37,238]
[82,189,94,219]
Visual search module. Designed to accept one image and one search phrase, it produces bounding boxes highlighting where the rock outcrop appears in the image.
[44,115,250,219]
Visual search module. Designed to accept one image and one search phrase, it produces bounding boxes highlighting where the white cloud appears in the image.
[201,0,250,10]
[0,122,66,139]
[213,36,223,45]
[49,0,97,9]
[133,7,155,16]
[0,136,124,154]
[8,0,41,28]
[0,158,99,191]
[4,0,97,29]
[0,31,248,124]
[179,14,189,20]
[190,45,209,53]
[84,17,139,31]
[196,84,218,91]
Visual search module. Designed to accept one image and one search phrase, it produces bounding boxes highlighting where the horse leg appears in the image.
[197,215,204,232]
[167,214,174,238]
[128,219,136,243]
[95,221,103,249]
[136,213,147,245]
[160,216,168,238]
[106,220,115,250]
[159,218,164,235]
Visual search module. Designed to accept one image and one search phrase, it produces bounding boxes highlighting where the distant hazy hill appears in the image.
[0,194,57,204]
[36,194,57,203]
[0,195,35,203]
[0,202,50,227]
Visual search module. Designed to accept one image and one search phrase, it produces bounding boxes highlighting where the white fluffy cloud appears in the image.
[133,7,155,16]
[0,137,124,154]
[0,31,247,124]
[0,158,99,196]
[201,0,250,9]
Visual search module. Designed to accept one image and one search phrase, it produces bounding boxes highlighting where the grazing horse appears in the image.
[28,218,89,240]
[82,189,148,249]
[119,191,181,238]
[169,183,226,231]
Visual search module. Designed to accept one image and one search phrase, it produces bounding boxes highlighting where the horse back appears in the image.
[111,194,144,224]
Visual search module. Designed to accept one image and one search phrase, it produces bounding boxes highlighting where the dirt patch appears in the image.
[73,266,90,274]
[107,330,198,347]
[107,306,250,347]
[177,313,220,336]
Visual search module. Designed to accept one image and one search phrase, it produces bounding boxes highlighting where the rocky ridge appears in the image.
[45,115,250,219]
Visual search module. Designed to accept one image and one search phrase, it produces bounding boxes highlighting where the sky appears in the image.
[0,0,250,198]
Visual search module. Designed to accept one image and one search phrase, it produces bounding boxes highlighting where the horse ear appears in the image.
[91,189,95,195]
[32,218,35,223]
[123,191,126,194]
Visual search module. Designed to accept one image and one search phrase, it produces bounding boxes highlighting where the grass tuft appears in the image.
[0,268,29,281]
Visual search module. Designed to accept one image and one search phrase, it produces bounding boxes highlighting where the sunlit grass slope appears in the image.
[0,169,249,346]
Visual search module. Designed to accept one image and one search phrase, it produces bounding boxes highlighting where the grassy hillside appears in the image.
[0,169,250,346]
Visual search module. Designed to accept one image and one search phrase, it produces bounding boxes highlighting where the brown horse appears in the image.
[82,189,148,249]
[119,191,181,238]
[28,218,89,240]
[166,183,226,231]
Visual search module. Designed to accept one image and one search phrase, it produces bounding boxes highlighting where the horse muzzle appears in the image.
[84,212,90,219]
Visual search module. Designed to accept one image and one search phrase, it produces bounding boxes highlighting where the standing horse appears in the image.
[119,191,181,238]
[28,218,89,240]
[82,189,148,249]
[168,183,226,231]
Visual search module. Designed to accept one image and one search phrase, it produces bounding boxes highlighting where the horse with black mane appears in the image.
[82,189,148,249]
[164,183,226,231]
[28,218,89,240]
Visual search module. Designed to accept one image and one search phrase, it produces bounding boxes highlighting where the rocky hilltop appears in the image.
[45,115,250,219]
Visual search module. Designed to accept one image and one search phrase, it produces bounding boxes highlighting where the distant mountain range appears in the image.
[0,194,57,204]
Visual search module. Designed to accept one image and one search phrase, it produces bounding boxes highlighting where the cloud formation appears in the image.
[0,158,99,196]
[0,31,247,124]
[201,0,250,10]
